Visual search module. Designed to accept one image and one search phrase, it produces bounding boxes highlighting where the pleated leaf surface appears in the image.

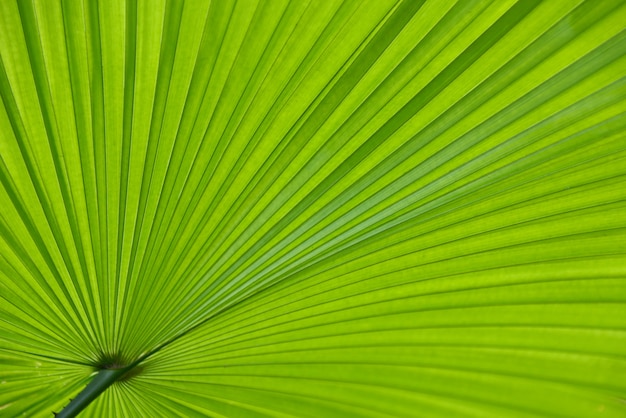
[0,0,625,416]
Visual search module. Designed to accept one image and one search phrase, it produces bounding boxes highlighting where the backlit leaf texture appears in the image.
[1,0,625,416]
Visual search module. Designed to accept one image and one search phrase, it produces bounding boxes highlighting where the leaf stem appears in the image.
[55,366,132,418]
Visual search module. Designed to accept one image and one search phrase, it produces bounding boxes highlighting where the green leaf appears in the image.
[1,0,625,416]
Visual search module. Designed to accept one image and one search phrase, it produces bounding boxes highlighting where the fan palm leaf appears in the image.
[0,0,625,416]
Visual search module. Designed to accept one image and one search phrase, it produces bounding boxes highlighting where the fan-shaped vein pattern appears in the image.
[0,0,625,416]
